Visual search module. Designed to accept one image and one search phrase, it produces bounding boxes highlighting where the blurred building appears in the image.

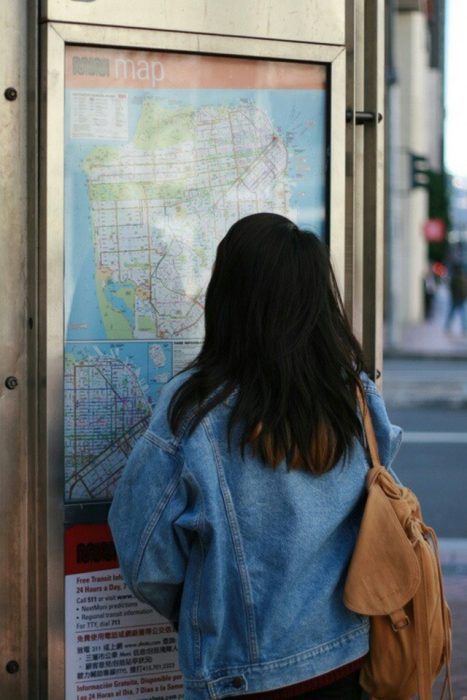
[386,0,446,347]
[449,175,467,266]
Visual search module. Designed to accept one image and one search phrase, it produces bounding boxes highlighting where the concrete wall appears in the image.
[390,10,430,329]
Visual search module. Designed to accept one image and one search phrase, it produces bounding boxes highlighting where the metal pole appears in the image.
[362,0,385,384]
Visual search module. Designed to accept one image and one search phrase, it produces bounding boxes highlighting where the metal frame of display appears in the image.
[41,0,346,46]
[0,1,36,699]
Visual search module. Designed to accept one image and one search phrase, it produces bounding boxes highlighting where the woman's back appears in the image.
[109,371,401,700]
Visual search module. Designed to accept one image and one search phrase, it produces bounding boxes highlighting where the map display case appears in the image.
[41,21,347,700]
[0,2,389,698]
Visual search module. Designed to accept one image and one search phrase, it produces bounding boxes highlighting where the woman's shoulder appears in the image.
[359,371,379,397]
[359,371,403,470]
[157,369,193,403]
[146,370,195,448]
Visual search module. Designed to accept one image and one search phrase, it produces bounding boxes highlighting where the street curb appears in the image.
[385,400,467,409]
[384,350,467,361]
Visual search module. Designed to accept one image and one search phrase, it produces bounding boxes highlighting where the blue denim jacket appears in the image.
[108,373,402,700]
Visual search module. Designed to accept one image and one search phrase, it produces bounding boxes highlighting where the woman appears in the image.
[109,213,402,700]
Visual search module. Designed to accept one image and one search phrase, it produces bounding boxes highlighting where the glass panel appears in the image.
[63,46,328,505]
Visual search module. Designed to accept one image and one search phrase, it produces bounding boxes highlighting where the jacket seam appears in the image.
[203,416,259,664]
[164,406,199,451]
[144,398,197,453]
[130,456,185,591]
[184,467,205,672]
[143,430,178,454]
[184,622,369,684]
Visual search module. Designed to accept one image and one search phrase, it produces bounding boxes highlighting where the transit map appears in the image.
[64,46,327,503]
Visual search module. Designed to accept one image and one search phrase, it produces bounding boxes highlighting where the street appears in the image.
[383,357,467,540]
[383,405,467,537]
[383,359,467,538]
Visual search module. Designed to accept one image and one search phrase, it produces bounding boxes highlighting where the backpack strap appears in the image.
[356,387,382,469]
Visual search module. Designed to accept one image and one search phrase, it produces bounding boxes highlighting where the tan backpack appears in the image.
[344,393,453,700]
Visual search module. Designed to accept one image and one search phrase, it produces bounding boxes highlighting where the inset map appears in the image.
[64,343,171,502]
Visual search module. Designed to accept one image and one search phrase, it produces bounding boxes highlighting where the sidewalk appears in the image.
[386,316,467,358]
[385,283,467,359]
[387,318,467,358]
[439,543,467,696]
[383,285,467,407]
[433,573,467,697]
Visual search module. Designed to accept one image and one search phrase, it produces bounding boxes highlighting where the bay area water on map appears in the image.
[64,85,327,503]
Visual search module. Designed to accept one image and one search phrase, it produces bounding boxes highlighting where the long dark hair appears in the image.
[169,213,366,474]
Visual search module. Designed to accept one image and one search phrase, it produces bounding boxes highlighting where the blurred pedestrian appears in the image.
[445,263,467,333]
[109,213,402,700]
[423,268,437,320]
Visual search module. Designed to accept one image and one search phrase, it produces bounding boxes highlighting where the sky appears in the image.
[444,0,467,176]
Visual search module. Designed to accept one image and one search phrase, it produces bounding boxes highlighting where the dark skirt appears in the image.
[293,671,363,700]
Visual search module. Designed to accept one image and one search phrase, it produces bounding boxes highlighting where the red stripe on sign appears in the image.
[65,523,119,575]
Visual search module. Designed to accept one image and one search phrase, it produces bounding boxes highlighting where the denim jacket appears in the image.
[108,373,402,700]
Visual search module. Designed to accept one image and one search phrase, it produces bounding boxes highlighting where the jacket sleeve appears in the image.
[362,374,403,477]
[108,431,194,627]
